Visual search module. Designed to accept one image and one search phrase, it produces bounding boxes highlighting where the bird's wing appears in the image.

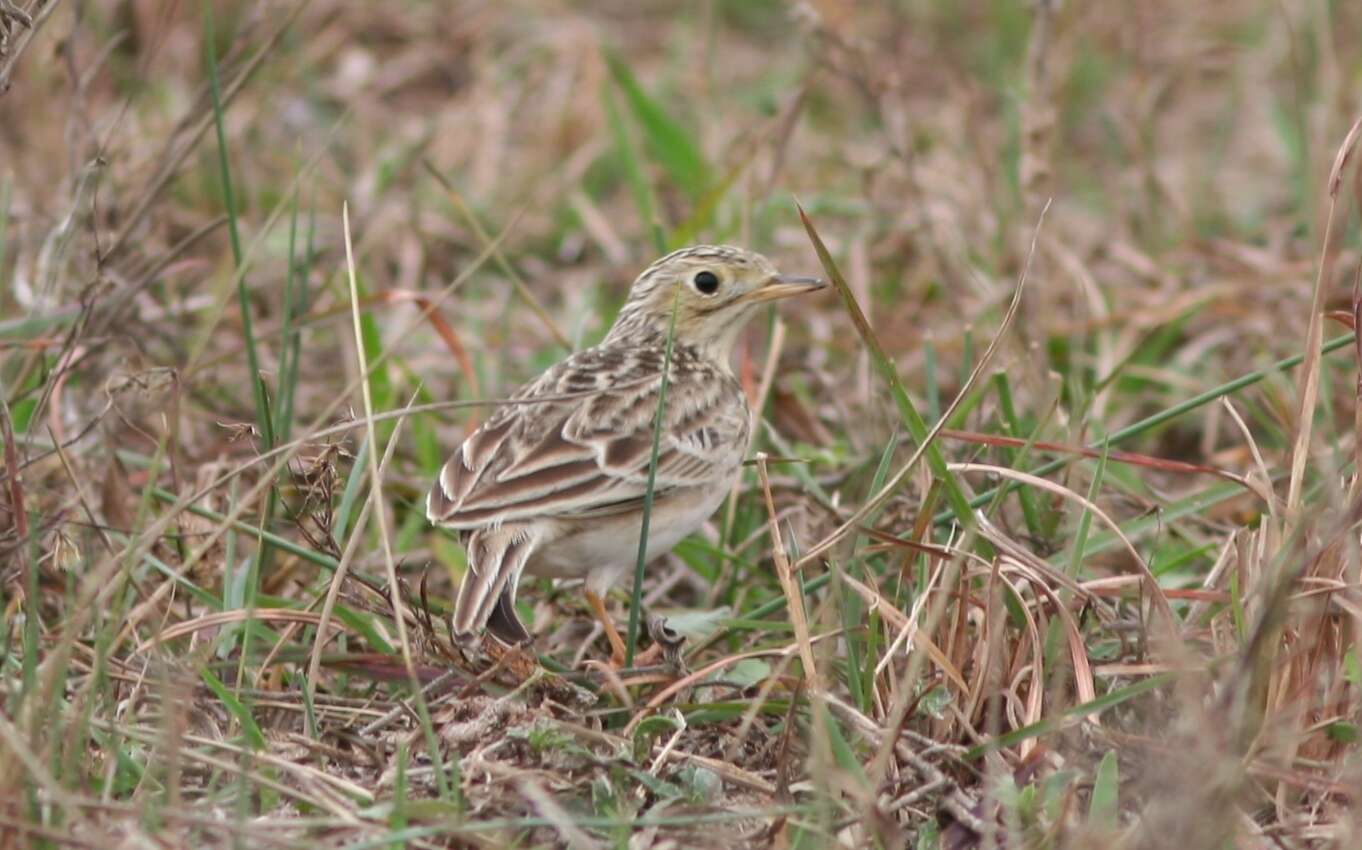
[427,346,750,530]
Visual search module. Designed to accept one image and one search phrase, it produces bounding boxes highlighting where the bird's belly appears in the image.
[527,484,731,581]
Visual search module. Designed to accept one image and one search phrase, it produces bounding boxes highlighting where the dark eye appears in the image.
[693,270,720,295]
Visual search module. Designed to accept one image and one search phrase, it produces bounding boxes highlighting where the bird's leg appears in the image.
[585,590,629,668]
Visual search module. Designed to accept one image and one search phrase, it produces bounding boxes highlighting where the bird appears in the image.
[426,245,824,666]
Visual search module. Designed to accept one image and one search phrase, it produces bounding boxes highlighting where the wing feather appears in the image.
[427,346,750,530]
[452,526,538,644]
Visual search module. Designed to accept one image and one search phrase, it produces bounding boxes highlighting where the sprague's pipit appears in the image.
[427,245,824,666]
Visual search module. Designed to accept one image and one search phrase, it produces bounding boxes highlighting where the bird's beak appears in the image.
[739,273,826,305]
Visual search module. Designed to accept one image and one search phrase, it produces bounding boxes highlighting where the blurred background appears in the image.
[4,1,1359,471]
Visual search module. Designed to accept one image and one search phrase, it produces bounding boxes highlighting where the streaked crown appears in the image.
[603,245,819,357]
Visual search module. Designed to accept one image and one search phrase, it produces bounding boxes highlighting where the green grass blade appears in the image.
[797,204,977,530]
[1054,480,1262,568]
[993,371,1043,537]
[626,294,680,666]
[669,153,754,248]
[299,670,319,740]
[605,51,710,201]
[818,703,870,791]
[1089,750,1120,828]
[1066,441,1109,578]
[965,671,1179,760]
[391,739,410,839]
[602,78,664,252]
[333,436,370,546]
[274,191,310,444]
[200,668,266,750]
[940,331,1358,526]
[0,176,10,287]
[924,338,940,424]
[202,1,279,715]
[203,0,273,453]
[845,435,897,712]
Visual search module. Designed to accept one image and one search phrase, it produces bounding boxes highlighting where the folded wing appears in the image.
[427,347,750,530]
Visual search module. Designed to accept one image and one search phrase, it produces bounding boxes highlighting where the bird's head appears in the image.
[604,244,824,357]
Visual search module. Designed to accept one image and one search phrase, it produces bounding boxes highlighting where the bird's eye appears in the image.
[692,270,720,295]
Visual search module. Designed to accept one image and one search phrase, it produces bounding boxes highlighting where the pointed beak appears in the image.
[738,273,826,305]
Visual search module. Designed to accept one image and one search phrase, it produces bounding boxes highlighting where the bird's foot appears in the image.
[580,591,688,681]
[641,611,688,675]
[582,611,688,684]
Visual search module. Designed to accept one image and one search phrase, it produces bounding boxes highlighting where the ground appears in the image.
[1,1,1361,848]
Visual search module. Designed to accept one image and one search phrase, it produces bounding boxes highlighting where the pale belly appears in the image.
[525,482,733,595]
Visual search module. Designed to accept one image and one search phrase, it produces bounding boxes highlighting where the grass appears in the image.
[2,1,1362,848]
[625,291,680,668]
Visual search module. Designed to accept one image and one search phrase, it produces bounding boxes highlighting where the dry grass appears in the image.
[3,1,1362,847]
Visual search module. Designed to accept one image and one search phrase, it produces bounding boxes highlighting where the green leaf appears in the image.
[602,78,663,250]
[333,436,370,546]
[199,668,265,750]
[605,51,710,200]
[1089,750,1120,827]
[331,604,397,655]
[391,740,409,834]
[819,703,869,791]
[676,765,723,804]
[724,658,771,690]
[203,0,272,453]
[633,713,683,763]
[654,606,731,641]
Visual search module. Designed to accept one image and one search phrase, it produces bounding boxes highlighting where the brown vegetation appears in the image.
[2,1,1361,847]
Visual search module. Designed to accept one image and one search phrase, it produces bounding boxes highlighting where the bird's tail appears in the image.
[452,526,537,647]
